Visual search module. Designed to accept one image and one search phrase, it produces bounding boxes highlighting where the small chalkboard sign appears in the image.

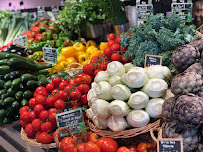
[37,6,45,18]
[55,108,86,137]
[136,4,153,21]
[43,45,58,64]
[144,54,162,68]
[52,6,60,18]
[158,138,183,152]
[13,35,27,47]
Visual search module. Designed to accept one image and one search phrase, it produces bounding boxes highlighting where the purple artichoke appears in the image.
[185,62,203,77]
[171,72,203,96]
[162,97,175,121]
[197,89,203,98]
[172,94,203,127]
[162,121,201,152]
[172,44,200,71]
[189,37,203,54]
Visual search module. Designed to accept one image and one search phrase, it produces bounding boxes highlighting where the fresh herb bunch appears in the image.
[120,14,197,69]
[0,10,11,20]
[59,0,106,39]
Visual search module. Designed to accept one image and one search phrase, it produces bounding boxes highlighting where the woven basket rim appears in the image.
[21,127,56,149]
[0,120,20,129]
[89,119,161,139]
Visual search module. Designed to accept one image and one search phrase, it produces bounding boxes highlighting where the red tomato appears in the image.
[52,89,58,95]
[121,46,127,52]
[84,142,100,152]
[122,56,130,63]
[76,73,85,78]
[111,44,121,52]
[87,133,99,144]
[137,143,153,152]
[111,53,122,62]
[94,69,103,76]
[117,147,131,152]
[33,92,37,97]
[128,145,137,152]
[83,64,94,75]
[49,112,57,124]
[77,143,85,152]
[56,90,68,101]
[38,132,53,144]
[70,101,81,108]
[52,77,61,87]
[35,86,46,93]
[37,90,48,97]
[68,78,76,86]
[104,47,113,58]
[107,40,115,47]
[25,123,36,137]
[49,108,57,113]
[39,110,49,121]
[99,64,107,70]
[46,83,55,93]
[61,137,75,146]
[35,95,46,105]
[61,143,77,152]
[41,122,53,132]
[35,131,42,142]
[20,111,31,123]
[81,74,92,84]
[52,131,63,142]
[78,84,90,94]
[46,96,57,107]
[32,118,41,132]
[70,90,82,101]
[29,98,36,109]
[59,81,68,90]
[61,79,68,83]
[79,94,88,105]
[20,106,30,114]
[64,85,73,94]
[54,99,65,110]
[20,120,27,127]
[108,33,116,40]
[115,36,121,44]
[34,104,45,115]
[96,137,118,152]
[29,111,37,122]
[75,78,82,84]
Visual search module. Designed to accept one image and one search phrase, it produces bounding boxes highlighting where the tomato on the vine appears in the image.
[81,74,92,84]
[20,106,30,114]
[52,77,61,87]
[35,131,42,142]
[35,95,46,105]
[39,110,49,121]
[55,90,68,101]
[104,47,112,58]
[70,90,82,101]
[25,123,36,137]
[35,86,46,93]
[41,121,53,132]
[79,94,88,105]
[32,118,41,132]
[108,33,116,40]
[52,89,58,95]
[83,64,94,75]
[68,78,76,86]
[59,81,68,90]
[54,99,65,110]
[107,40,115,47]
[46,83,55,93]
[37,90,48,97]
[64,85,73,94]
[76,73,85,78]
[34,104,45,115]
[46,96,57,107]
[111,43,121,52]
[70,101,81,108]
[29,98,36,109]
[75,77,82,84]
[115,36,121,44]
[111,53,122,62]
[78,84,90,94]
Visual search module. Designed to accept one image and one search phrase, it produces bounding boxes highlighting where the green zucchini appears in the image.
[23,90,33,100]
[31,69,50,76]
[0,89,6,96]
[12,101,19,109]
[0,80,5,89]
[15,91,24,101]
[57,71,69,78]
[37,74,48,87]
[0,109,6,124]
[0,100,3,108]
[26,80,38,89]
[6,88,17,96]
[21,99,28,106]
[20,84,27,91]
[9,70,28,79]
[0,65,12,75]
[2,97,15,106]
[36,64,53,70]
[0,59,10,66]
[20,74,38,83]
[4,73,11,81]
[4,80,12,89]
[11,78,21,89]
[1,93,9,100]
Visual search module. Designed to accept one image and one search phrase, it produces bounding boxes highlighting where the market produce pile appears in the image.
[0,52,51,125]
[120,14,197,69]
[86,61,172,131]
[162,38,203,152]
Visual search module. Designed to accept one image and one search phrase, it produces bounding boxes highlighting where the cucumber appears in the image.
[15,91,24,101]
[0,65,12,75]
[20,74,38,83]
[4,80,12,89]
[6,88,17,96]
[1,93,9,100]
[23,90,33,100]
[0,52,8,60]
[0,89,6,96]
[4,73,11,81]
[0,109,6,124]
[26,80,38,89]
[0,59,10,66]
[2,97,15,106]
[57,71,68,78]
[0,80,5,89]
[37,75,48,87]
[20,84,27,91]
[21,99,28,106]
[11,78,21,89]
[36,63,53,70]
[31,69,50,76]
[12,101,19,109]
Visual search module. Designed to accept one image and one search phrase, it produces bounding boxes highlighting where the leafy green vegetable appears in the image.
[120,14,196,68]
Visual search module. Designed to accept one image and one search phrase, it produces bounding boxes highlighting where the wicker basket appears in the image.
[150,122,167,143]
[54,127,91,152]
[65,63,83,77]
[0,120,20,129]
[21,127,57,149]
[89,119,161,139]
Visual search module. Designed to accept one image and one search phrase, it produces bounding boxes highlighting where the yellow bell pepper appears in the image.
[58,61,69,71]
[57,55,67,64]
[50,65,60,74]
[100,42,108,51]
[75,52,85,62]
[73,42,86,53]
[86,40,96,48]
[78,53,89,66]
[86,46,99,55]
[66,57,77,68]
[61,46,76,58]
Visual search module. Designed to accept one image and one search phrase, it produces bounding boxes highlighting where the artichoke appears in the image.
[172,94,203,128]
[197,89,203,98]
[171,72,203,96]
[162,121,201,152]
[185,62,203,77]
[172,44,200,71]
[162,97,175,121]
[189,37,203,54]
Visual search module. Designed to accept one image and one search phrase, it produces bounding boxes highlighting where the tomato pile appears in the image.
[20,73,92,144]
[60,132,153,152]
[103,33,130,63]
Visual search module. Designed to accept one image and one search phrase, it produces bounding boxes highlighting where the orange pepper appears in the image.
[61,46,76,58]
[99,42,108,51]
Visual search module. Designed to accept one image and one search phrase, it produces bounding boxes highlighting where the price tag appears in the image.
[158,138,183,152]
[37,6,45,18]
[56,108,86,137]
[136,4,153,21]
[144,54,162,68]
[52,6,59,18]
[171,3,193,22]
[43,45,58,64]
[13,35,27,47]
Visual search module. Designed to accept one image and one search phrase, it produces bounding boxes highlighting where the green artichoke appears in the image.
[172,44,200,71]
[185,62,203,77]
[162,121,201,152]
[162,97,175,121]
[171,72,203,96]
[172,94,203,128]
